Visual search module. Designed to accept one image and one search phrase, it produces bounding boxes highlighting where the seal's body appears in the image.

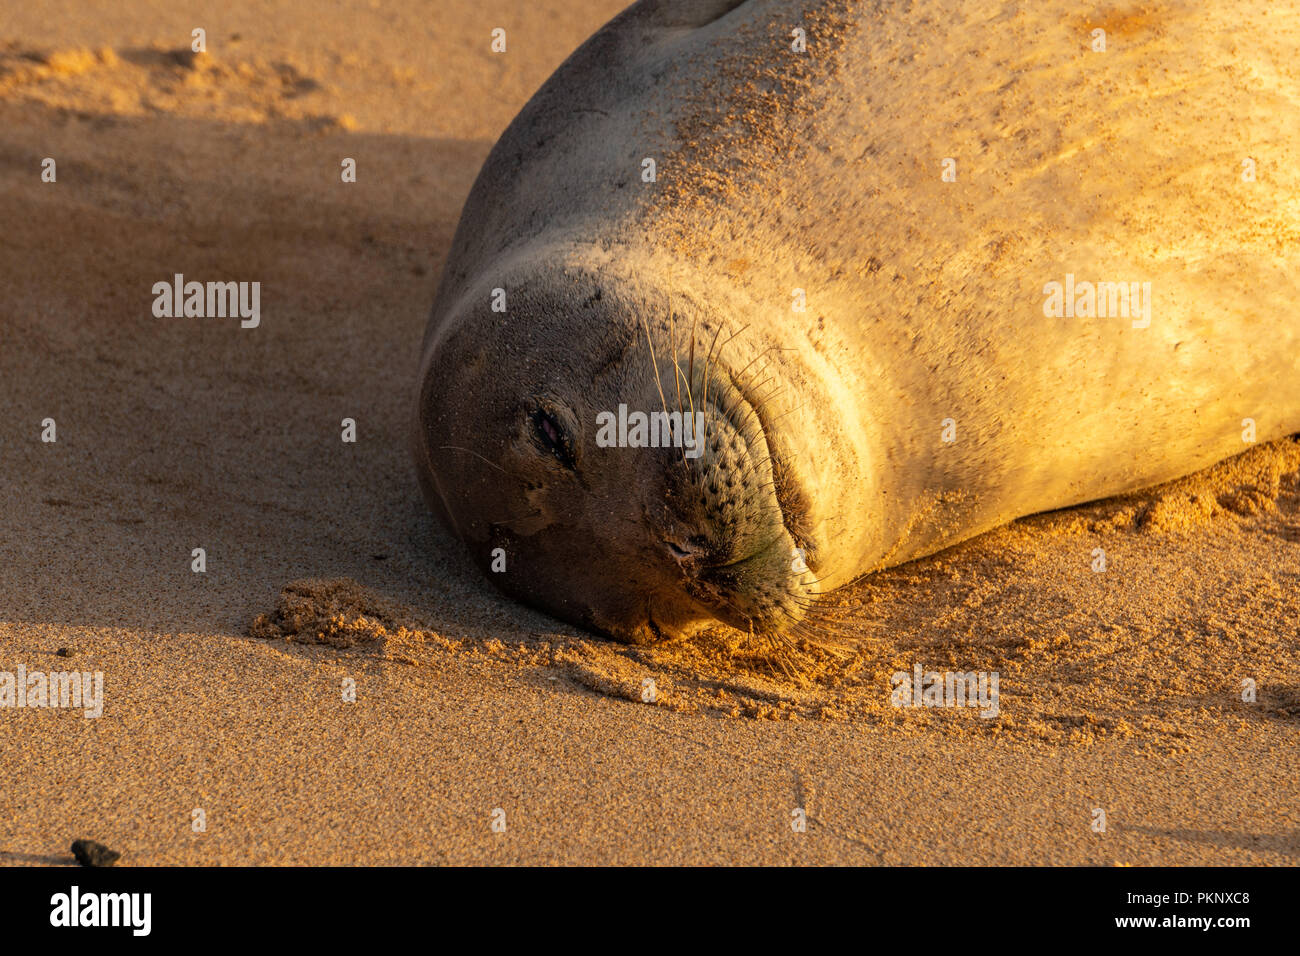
[415,0,1300,642]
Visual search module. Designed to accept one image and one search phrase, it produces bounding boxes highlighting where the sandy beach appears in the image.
[1,0,1297,865]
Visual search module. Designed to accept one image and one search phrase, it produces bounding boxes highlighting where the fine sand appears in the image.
[1,0,1297,865]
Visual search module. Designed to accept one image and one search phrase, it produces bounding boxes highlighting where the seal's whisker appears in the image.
[687,313,698,407]
[670,313,682,418]
[761,613,837,677]
[703,321,725,373]
[734,346,799,389]
[770,605,853,655]
[752,378,792,404]
[700,323,725,464]
[701,322,725,448]
[770,400,810,425]
[434,445,547,529]
[733,351,776,387]
[781,609,846,642]
[817,560,870,595]
[733,344,785,383]
[784,589,879,646]
[790,624,855,659]
[714,322,750,363]
[438,444,509,475]
[674,317,697,442]
[797,574,833,587]
[641,315,672,423]
[760,630,802,681]
[722,379,781,441]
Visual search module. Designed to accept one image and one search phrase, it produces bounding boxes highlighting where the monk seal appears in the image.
[413,0,1300,644]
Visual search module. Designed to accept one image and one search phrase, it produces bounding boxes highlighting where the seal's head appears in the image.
[414,264,819,644]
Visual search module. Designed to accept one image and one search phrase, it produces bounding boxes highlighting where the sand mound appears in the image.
[1096,434,1300,534]
[249,578,413,648]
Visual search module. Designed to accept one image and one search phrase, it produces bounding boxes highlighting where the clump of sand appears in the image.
[250,579,510,665]
[250,578,410,648]
[1125,434,1299,532]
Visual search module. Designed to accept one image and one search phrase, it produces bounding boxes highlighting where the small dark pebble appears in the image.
[56,647,73,658]
[70,839,120,868]
[371,554,388,561]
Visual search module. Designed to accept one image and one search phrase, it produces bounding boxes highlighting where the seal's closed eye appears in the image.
[531,407,576,470]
